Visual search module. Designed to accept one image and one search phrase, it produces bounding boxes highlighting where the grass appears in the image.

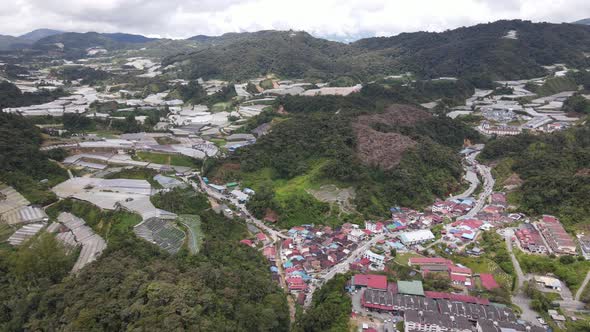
[155,136,180,145]
[87,130,121,139]
[135,151,199,168]
[210,102,233,113]
[0,223,15,242]
[491,158,515,191]
[515,249,590,293]
[453,256,513,290]
[178,214,203,254]
[394,252,424,266]
[105,167,163,189]
[210,138,226,148]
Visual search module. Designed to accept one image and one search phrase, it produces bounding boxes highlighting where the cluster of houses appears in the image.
[281,224,360,276]
[515,215,576,256]
[409,257,476,288]
[349,273,542,332]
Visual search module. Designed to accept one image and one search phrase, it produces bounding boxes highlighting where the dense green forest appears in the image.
[1,191,290,331]
[480,124,590,229]
[0,112,67,205]
[165,20,590,82]
[293,274,351,332]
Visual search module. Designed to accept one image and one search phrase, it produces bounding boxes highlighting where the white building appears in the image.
[348,228,366,242]
[399,230,435,245]
[363,250,385,269]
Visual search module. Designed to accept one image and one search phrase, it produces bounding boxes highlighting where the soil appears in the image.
[353,104,431,170]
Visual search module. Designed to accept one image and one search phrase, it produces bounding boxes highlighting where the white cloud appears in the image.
[0,0,588,39]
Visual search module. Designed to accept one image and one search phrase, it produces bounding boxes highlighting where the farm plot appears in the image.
[134,217,185,254]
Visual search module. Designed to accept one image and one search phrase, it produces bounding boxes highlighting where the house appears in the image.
[363,250,385,269]
[208,183,226,193]
[230,189,249,203]
[409,257,450,267]
[365,221,384,234]
[490,192,508,207]
[256,232,268,243]
[534,276,562,291]
[348,228,366,242]
[240,239,254,247]
[351,274,388,290]
[264,209,278,223]
[479,274,500,290]
[399,230,435,245]
[537,215,576,255]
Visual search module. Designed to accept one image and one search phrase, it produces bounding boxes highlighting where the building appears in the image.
[230,189,249,203]
[479,274,500,290]
[476,319,545,332]
[365,221,384,234]
[363,250,385,269]
[397,280,425,296]
[351,274,388,290]
[348,228,366,242]
[409,257,450,267]
[537,215,576,255]
[534,276,562,291]
[399,230,435,245]
[404,309,472,332]
[515,224,548,254]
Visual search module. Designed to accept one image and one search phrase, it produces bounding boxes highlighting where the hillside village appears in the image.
[1,21,590,332]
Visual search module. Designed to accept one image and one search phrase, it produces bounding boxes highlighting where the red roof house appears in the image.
[480,273,500,290]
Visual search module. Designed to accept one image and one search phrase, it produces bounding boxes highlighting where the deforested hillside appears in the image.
[205,88,480,226]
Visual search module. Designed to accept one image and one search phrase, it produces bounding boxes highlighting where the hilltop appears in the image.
[164,20,590,82]
[574,18,590,25]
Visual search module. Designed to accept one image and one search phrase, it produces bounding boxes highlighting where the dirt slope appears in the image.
[353,104,431,170]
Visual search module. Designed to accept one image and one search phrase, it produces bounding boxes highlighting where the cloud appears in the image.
[1,0,588,39]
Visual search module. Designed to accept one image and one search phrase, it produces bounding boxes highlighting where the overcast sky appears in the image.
[1,0,589,40]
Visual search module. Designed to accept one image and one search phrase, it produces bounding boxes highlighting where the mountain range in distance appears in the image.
[1,19,590,83]
[3,16,589,49]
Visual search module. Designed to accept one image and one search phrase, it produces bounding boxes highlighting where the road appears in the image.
[461,161,494,219]
[502,228,541,326]
[576,271,590,301]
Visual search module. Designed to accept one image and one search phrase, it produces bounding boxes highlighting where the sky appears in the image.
[1,0,589,40]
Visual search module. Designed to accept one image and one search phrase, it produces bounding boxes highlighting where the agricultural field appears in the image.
[134,151,199,168]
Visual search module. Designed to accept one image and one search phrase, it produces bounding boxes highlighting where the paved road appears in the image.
[502,228,541,326]
[576,271,590,301]
[449,151,481,201]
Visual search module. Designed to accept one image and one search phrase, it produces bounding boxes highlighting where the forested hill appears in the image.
[207,87,481,227]
[353,20,590,80]
[165,20,590,82]
[480,124,590,230]
[165,30,388,81]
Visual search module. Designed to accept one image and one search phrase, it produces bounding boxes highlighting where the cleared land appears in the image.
[134,151,198,168]
[353,104,431,170]
[178,214,203,254]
